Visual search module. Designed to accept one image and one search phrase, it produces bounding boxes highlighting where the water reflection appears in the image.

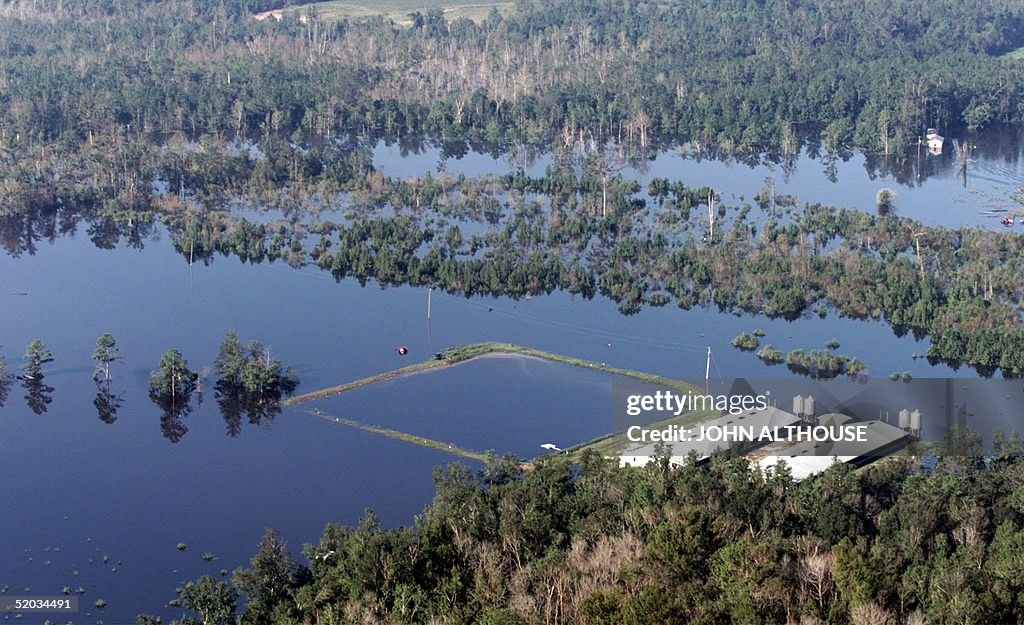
[93,379,123,424]
[22,375,54,415]
[0,205,156,257]
[215,379,287,437]
[211,335,300,438]
[153,390,192,443]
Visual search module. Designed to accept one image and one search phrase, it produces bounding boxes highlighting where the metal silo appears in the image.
[910,409,922,436]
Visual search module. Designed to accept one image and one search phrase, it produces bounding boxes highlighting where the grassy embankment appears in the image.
[310,410,491,463]
[256,0,514,26]
[286,342,718,461]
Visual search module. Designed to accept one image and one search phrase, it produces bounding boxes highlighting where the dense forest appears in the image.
[2,0,1024,217]
[159,443,1024,625]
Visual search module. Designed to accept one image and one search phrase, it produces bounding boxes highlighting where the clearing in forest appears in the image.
[255,0,514,25]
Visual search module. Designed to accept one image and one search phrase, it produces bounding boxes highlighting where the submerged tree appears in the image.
[91,334,124,423]
[149,349,198,443]
[214,332,299,435]
[242,341,283,397]
[876,188,896,215]
[22,340,53,381]
[149,349,198,400]
[92,333,122,383]
[214,330,245,387]
[21,340,54,414]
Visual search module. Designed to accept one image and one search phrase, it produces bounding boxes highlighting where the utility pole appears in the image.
[916,136,922,183]
[705,346,712,393]
[427,287,432,319]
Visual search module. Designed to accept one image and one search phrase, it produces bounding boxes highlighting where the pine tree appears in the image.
[22,340,53,380]
[92,333,121,383]
[214,330,245,387]
[149,349,198,399]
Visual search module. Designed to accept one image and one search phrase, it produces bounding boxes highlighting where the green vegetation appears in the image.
[21,340,53,381]
[168,447,1024,625]
[178,576,236,625]
[756,345,785,364]
[149,350,199,443]
[92,333,124,424]
[214,331,300,436]
[785,349,867,379]
[0,0,1022,224]
[91,333,121,383]
[149,350,198,400]
[21,340,54,414]
[731,332,760,351]
[876,188,897,215]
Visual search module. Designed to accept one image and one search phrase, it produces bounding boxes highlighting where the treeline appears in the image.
[12,160,1024,376]
[162,446,1024,625]
[1,0,1023,212]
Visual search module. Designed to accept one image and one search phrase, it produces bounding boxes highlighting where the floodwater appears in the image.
[374,126,1024,229]
[1,136,1015,621]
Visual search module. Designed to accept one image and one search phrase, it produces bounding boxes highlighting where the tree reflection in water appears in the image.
[94,379,124,424]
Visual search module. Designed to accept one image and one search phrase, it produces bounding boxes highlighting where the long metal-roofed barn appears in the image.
[755,413,914,480]
[618,405,802,468]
